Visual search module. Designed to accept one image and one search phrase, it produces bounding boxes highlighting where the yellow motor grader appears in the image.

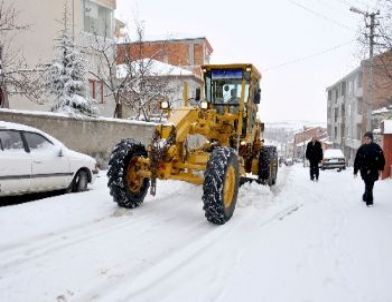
[107,63,278,224]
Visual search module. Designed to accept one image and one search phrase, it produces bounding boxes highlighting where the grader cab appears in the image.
[107,63,278,224]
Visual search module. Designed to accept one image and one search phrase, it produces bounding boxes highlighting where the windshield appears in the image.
[205,69,250,106]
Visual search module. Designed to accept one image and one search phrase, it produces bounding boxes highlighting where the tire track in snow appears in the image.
[0,185,191,273]
[79,168,298,301]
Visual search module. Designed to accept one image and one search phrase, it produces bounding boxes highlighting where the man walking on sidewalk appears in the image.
[306,137,323,181]
[354,131,385,207]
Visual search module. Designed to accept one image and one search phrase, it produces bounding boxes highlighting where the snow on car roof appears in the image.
[0,121,41,132]
[0,121,64,146]
[324,149,344,158]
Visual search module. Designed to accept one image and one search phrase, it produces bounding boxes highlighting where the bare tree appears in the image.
[90,22,171,120]
[0,0,44,107]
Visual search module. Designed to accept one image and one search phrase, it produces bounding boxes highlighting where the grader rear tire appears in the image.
[107,139,150,208]
[258,145,278,186]
[202,147,240,225]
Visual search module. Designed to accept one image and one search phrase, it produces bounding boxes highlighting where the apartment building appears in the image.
[2,0,117,116]
[326,51,392,165]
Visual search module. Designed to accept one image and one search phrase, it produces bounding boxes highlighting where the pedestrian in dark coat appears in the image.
[354,131,385,207]
[305,137,323,181]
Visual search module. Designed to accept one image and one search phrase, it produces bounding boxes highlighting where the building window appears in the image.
[356,124,362,140]
[84,0,113,37]
[348,80,353,95]
[357,97,363,114]
[341,81,346,97]
[88,79,104,103]
[357,71,363,88]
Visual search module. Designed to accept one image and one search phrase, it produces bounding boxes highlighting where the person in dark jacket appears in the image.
[354,131,385,207]
[305,137,323,181]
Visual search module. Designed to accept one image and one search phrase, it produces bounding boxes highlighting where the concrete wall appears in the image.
[0,110,155,167]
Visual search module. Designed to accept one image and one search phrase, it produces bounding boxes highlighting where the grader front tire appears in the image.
[107,139,150,208]
[202,147,240,225]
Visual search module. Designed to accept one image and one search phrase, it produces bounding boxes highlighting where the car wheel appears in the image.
[73,170,89,192]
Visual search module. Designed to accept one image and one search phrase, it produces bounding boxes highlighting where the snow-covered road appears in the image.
[1,165,391,302]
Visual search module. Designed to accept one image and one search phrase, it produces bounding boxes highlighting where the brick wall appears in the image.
[117,38,212,77]
[382,134,392,179]
[362,51,392,109]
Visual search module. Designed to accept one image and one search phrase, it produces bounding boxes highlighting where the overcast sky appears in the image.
[116,0,380,123]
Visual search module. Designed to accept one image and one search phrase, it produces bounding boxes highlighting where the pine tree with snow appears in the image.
[46,9,97,116]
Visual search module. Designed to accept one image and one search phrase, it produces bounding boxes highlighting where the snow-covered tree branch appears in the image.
[0,0,44,106]
[46,4,97,116]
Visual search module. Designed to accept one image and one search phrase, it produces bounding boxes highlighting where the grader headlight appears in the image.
[160,100,169,109]
[200,100,208,110]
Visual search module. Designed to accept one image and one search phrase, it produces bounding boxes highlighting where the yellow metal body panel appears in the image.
[131,63,265,189]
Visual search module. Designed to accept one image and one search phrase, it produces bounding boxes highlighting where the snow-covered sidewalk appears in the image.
[0,165,391,302]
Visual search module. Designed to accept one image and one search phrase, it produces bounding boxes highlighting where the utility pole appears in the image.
[72,0,75,42]
[350,7,380,133]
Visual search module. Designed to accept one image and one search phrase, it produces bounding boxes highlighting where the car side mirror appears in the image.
[58,147,64,157]
[195,88,201,101]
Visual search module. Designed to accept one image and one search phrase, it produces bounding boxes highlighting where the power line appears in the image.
[288,0,357,31]
[264,40,355,71]
[335,0,379,10]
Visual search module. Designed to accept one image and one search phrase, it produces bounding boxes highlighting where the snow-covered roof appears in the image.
[372,107,392,115]
[296,141,307,147]
[0,121,44,132]
[117,59,193,79]
[0,121,64,146]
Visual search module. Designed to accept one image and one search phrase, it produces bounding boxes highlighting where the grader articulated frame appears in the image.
[107,64,278,224]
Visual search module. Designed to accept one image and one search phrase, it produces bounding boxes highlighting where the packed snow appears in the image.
[0,165,391,302]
